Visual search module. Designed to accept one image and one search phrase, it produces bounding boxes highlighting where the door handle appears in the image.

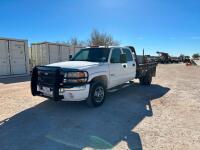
[132,63,135,66]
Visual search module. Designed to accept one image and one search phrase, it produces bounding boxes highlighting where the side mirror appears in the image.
[69,55,72,60]
[120,54,127,63]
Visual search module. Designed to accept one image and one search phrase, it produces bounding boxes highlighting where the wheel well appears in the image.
[90,76,108,88]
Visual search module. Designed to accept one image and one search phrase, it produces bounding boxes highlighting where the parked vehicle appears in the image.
[146,55,160,63]
[183,56,191,63]
[170,57,181,63]
[31,46,157,107]
[157,52,170,64]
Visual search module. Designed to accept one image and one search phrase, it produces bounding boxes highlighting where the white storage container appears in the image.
[30,42,84,68]
[30,42,70,68]
[0,38,29,77]
[69,46,85,56]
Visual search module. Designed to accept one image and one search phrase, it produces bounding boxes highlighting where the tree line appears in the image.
[66,29,199,59]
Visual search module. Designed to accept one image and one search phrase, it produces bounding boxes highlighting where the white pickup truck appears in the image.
[31,46,157,107]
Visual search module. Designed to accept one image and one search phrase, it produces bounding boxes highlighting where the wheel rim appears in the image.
[94,86,104,103]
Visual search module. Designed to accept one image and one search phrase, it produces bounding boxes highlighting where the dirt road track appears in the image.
[0,64,199,150]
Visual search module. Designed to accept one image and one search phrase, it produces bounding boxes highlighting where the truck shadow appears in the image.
[0,83,170,150]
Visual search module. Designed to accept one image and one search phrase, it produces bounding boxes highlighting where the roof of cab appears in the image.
[86,45,124,49]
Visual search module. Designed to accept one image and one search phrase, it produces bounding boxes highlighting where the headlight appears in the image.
[67,72,87,78]
[62,71,88,84]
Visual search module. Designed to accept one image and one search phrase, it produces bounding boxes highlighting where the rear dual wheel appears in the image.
[139,71,152,86]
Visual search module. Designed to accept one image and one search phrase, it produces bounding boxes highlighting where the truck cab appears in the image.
[31,46,156,107]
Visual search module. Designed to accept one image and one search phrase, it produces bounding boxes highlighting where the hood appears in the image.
[47,61,101,70]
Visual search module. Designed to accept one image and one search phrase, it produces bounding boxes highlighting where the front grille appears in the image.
[37,66,62,87]
[38,72,55,86]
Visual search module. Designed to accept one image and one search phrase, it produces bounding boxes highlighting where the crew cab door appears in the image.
[122,48,136,81]
[108,48,125,88]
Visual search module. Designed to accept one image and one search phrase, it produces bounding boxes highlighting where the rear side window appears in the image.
[110,48,122,63]
[123,48,133,61]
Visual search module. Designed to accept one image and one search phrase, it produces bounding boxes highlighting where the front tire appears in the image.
[86,82,106,107]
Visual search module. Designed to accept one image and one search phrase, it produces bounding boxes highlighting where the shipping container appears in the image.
[30,42,84,68]
[69,46,85,56]
[30,42,69,68]
[0,37,29,77]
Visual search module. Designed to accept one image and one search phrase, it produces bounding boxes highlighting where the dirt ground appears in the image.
[0,64,199,150]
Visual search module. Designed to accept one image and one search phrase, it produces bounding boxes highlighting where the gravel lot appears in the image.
[0,64,200,150]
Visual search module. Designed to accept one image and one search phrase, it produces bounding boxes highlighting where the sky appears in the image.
[0,0,200,56]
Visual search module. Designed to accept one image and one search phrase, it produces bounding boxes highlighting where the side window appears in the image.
[123,48,133,61]
[110,48,122,63]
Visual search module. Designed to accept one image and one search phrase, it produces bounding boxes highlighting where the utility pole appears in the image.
[143,49,145,63]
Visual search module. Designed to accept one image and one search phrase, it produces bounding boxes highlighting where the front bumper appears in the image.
[59,84,90,101]
[37,84,90,101]
[31,66,90,101]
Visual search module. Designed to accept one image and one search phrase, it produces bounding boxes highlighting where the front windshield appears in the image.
[72,48,110,62]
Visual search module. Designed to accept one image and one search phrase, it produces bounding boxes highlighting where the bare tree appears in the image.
[69,37,86,47]
[70,37,78,47]
[88,29,119,46]
[67,30,119,47]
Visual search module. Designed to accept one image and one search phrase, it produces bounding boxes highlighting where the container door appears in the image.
[49,44,60,63]
[9,41,26,75]
[60,46,70,61]
[30,45,38,67]
[41,44,49,65]
[0,40,10,76]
